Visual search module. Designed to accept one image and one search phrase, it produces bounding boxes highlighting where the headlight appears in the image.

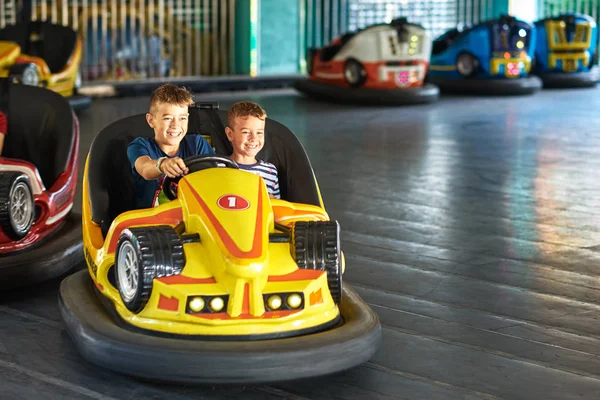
[189,297,205,312]
[287,294,303,309]
[210,297,225,312]
[267,295,282,310]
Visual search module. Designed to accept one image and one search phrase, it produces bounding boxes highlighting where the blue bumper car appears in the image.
[428,15,542,95]
[533,13,599,88]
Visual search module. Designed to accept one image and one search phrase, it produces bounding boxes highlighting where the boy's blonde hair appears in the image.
[227,101,267,129]
[149,83,194,114]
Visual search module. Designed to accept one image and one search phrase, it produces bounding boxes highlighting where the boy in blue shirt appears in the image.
[127,83,214,208]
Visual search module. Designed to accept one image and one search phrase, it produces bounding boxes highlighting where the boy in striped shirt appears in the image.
[225,101,280,199]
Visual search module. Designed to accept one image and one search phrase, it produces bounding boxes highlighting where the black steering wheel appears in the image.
[161,154,239,200]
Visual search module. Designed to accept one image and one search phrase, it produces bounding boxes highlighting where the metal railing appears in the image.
[540,0,599,16]
[1,0,575,84]
[11,0,236,83]
[345,0,495,41]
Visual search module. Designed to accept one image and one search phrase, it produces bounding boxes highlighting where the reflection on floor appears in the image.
[3,87,600,399]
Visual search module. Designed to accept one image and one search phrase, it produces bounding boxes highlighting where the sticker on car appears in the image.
[217,194,250,210]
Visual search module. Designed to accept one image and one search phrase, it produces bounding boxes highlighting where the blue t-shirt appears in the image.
[127,134,215,209]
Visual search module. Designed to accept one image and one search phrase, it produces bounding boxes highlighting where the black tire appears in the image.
[292,221,342,304]
[115,226,185,313]
[344,58,367,88]
[456,52,479,78]
[9,63,41,87]
[0,172,35,240]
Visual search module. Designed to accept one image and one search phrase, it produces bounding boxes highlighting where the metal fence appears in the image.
[11,0,236,83]
[539,0,599,16]
[345,0,496,41]
[303,0,348,49]
[1,0,568,84]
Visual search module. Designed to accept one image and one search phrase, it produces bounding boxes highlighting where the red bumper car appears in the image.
[0,79,83,289]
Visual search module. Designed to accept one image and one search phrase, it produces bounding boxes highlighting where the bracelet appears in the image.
[156,157,167,173]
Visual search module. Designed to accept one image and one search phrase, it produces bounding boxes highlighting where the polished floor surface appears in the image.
[3,86,600,399]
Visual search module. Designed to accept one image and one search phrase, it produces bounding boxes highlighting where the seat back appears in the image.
[87,106,323,236]
[319,32,356,62]
[1,78,75,188]
[0,21,77,73]
[432,24,473,55]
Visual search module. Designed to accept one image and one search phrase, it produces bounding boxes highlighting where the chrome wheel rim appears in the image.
[345,62,361,84]
[457,54,476,77]
[117,241,139,303]
[10,182,33,233]
[22,66,40,86]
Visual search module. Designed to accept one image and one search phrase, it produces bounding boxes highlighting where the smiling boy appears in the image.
[225,101,280,199]
[127,83,214,208]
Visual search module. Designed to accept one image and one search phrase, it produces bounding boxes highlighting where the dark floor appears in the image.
[3,86,600,399]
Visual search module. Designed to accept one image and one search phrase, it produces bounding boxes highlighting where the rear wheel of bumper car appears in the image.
[292,220,342,304]
[344,58,367,88]
[9,63,41,87]
[0,172,34,240]
[456,52,480,78]
[116,225,185,313]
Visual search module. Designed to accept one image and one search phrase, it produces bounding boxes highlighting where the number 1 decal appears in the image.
[228,197,237,208]
[217,194,250,210]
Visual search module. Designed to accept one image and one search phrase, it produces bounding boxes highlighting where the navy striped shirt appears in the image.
[238,160,280,199]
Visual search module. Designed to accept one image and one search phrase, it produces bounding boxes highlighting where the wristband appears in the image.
[156,157,167,173]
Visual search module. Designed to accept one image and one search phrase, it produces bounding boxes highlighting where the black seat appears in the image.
[432,24,473,55]
[0,21,77,73]
[319,32,356,62]
[1,78,75,189]
[87,106,323,237]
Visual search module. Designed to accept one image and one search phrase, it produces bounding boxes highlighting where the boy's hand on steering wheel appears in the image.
[160,157,189,178]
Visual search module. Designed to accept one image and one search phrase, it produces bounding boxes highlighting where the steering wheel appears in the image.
[161,154,240,200]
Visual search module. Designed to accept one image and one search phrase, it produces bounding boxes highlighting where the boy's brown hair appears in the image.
[149,83,194,114]
[227,101,267,129]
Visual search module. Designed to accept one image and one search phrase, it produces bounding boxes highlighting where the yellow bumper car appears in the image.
[59,103,381,383]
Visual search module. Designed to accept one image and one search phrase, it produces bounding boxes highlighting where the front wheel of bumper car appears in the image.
[292,220,342,304]
[0,172,34,240]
